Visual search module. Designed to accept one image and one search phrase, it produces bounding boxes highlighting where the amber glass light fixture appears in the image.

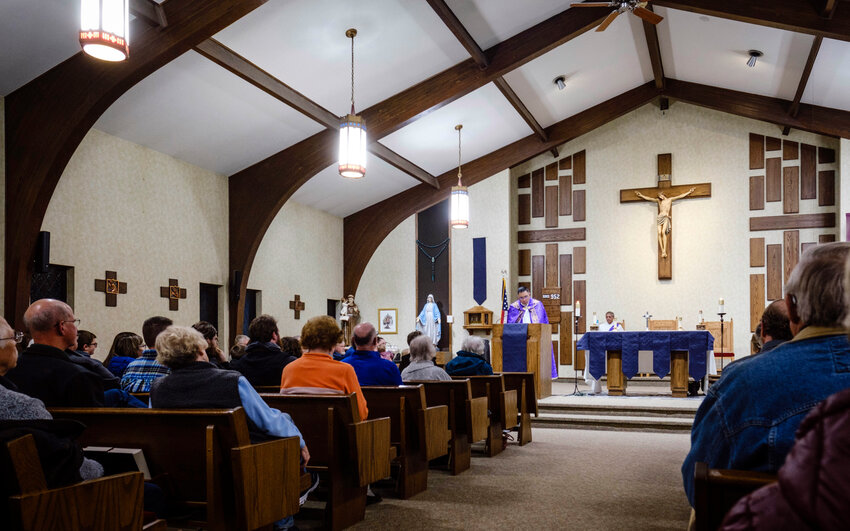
[450,124,469,229]
[80,0,129,61]
[339,28,367,179]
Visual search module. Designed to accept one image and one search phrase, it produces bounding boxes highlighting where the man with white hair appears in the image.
[681,242,850,507]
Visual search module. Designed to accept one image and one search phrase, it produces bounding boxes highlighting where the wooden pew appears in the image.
[453,375,518,456]
[406,379,488,475]
[499,372,538,445]
[359,385,450,499]
[261,393,392,530]
[693,461,777,531]
[49,407,301,531]
[1,433,164,530]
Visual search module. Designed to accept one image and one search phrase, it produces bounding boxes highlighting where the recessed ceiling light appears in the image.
[553,76,566,91]
[747,50,764,68]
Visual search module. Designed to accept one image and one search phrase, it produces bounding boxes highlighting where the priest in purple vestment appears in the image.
[506,287,558,378]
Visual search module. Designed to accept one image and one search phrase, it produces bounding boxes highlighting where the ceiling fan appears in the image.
[571,1,664,32]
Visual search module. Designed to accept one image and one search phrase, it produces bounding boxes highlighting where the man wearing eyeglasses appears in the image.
[6,299,104,407]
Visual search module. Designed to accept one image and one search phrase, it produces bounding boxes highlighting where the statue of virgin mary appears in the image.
[416,294,441,346]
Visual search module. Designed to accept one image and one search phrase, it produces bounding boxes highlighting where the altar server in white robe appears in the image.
[586,311,624,394]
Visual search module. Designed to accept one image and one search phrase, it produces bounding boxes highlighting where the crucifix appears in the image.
[160,278,187,311]
[289,294,305,319]
[620,154,711,279]
[94,271,127,307]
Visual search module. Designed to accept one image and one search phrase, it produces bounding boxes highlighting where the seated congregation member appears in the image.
[342,323,403,386]
[120,316,172,393]
[231,315,297,387]
[401,336,451,382]
[757,300,792,354]
[230,343,247,360]
[192,321,228,368]
[234,334,250,348]
[64,331,120,390]
[278,336,302,360]
[376,336,393,361]
[445,335,493,376]
[332,341,346,361]
[150,325,308,531]
[682,242,850,507]
[75,329,98,357]
[7,299,104,407]
[398,330,421,372]
[103,332,144,377]
[281,316,368,421]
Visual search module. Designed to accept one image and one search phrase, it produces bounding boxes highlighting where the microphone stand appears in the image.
[570,312,585,396]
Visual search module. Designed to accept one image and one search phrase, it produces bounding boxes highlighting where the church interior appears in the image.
[2,0,849,529]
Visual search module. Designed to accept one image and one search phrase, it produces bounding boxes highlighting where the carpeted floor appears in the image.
[327,427,692,530]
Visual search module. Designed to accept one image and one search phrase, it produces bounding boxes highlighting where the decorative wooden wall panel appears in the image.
[819,170,835,206]
[573,247,586,274]
[783,140,799,160]
[574,280,586,333]
[518,173,530,189]
[801,242,817,254]
[818,147,835,164]
[749,175,765,210]
[750,213,835,231]
[766,157,781,202]
[545,162,559,181]
[783,230,799,285]
[518,228,586,243]
[573,190,586,221]
[518,249,531,276]
[765,136,781,151]
[749,133,764,169]
[559,156,572,171]
[518,194,531,225]
[532,169,544,217]
[532,255,544,301]
[819,234,836,243]
[750,274,765,332]
[766,244,783,301]
[560,311,573,365]
[545,186,559,228]
[573,150,586,184]
[800,144,816,199]
[545,244,559,286]
[750,238,765,267]
[559,173,572,216]
[783,167,799,214]
[559,254,572,303]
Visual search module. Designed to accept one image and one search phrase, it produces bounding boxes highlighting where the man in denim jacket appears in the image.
[682,242,850,506]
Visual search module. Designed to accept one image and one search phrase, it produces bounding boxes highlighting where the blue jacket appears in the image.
[445,351,494,376]
[682,328,850,506]
[342,350,403,386]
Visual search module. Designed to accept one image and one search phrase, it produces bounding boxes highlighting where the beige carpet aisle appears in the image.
[343,427,692,530]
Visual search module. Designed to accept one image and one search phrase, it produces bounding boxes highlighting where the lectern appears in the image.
[491,323,552,399]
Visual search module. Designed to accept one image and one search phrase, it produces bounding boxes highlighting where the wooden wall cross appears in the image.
[160,279,187,311]
[619,154,711,279]
[94,271,127,307]
[289,294,305,319]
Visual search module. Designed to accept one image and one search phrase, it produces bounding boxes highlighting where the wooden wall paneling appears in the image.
[765,136,781,151]
[783,140,799,160]
[518,249,531,276]
[750,274,765,332]
[532,255,544,300]
[552,324,558,334]
[559,254,572,303]
[801,242,817,253]
[819,234,836,243]
[518,228,586,244]
[750,238,765,267]
[573,247,586,274]
[519,281,531,293]
[517,173,530,189]
[518,194,531,225]
[765,157,781,202]
[545,244,559,286]
[766,244,783,301]
[818,170,835,206]
[750,213,836,231]
[573,150,586,184]
[573,190,586,221]
[552,340,559,363]
[783,230,800,285]
[818,147,835,164]
[559,173,572,216]
[560,311,573,365]
[749,175,765,210]
[749,133,765,169]
[559,156,572,171]
[783,167,799,214]
[532,169,544,217]
[800,144,816,199]
[574,280,586,334]
[545,162,559,181]
[545,186,559,228]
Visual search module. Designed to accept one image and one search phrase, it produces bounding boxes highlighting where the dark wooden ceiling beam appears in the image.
[821,0,838,18]
[783,35,823,135]
[642,6,666,89]
[129,0,168,27]
[194,39,439,187]
[342,82,660,295]
[493,77,558,158]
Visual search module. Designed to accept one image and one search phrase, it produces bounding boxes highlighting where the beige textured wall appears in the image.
[0,96,5,314]
[514,102,839,364]
[248,200,343,337]
[41,128,230,360]
[841,138,849,241]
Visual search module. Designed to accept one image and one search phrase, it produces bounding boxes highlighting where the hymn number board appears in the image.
[541,287,561,324]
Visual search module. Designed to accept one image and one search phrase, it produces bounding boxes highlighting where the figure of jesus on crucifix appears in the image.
[634,187,695,258]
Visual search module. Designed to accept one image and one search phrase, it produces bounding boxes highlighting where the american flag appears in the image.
[500,277,508,324]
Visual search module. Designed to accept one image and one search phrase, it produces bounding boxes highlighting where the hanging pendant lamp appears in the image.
[80,0,129,61]
[339,28,367,179]
[450,124,470,229]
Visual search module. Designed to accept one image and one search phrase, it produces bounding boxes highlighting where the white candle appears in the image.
[718,298,725,314]
[575,300,581,317]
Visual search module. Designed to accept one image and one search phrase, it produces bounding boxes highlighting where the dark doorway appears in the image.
[31,264,72,305]
[243,289,260,335]
[199,283,221,331]
[327,298,339,318]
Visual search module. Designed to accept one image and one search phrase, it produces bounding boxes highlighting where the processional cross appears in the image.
[619,154,711,279]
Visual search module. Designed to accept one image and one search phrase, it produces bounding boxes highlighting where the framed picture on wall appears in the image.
[378,308,398,335]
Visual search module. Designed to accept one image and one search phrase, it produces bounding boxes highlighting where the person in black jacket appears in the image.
[231,314,297,387]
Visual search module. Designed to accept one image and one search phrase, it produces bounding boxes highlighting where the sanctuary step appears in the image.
[532,412,693,432]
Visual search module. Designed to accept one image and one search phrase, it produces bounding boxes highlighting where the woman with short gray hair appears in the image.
[401,336,451,382]
[445,335,494,376]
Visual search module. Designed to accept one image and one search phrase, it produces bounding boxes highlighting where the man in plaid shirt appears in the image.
[120,316,173,393]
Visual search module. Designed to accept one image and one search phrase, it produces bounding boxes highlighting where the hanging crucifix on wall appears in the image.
[160,278,187,311]
[94,270,127,307]
[619,154,711,279]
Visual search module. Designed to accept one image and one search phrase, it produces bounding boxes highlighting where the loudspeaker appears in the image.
[35,231,50,273]
[230,270,242,303]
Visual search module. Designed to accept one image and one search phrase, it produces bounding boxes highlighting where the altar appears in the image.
[576,331,715,397]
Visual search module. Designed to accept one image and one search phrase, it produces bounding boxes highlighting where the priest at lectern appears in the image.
[506,287,557,378]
